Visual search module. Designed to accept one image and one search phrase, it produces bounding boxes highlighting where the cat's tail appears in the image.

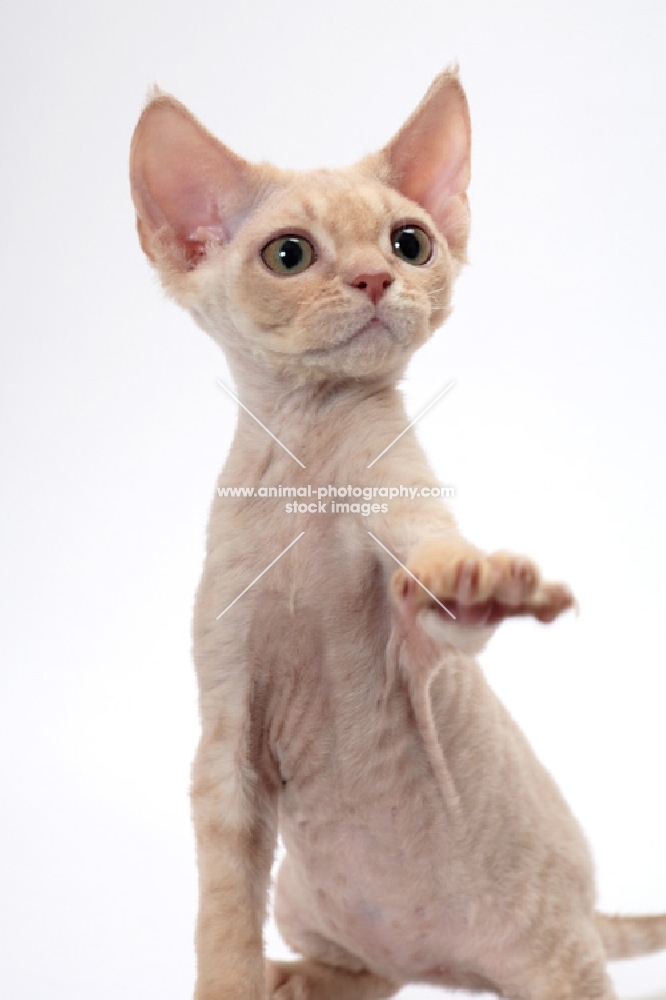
[596,911,666,960]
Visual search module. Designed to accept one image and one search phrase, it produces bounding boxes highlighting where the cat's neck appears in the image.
[224,360,410,473]
[228,359,404,425]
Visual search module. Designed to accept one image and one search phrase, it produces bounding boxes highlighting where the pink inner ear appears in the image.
[372,71,471,249]
[402,116,470,213]
[130,96,257,268]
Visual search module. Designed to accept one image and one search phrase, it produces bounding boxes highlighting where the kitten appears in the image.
[130,71,666,1000]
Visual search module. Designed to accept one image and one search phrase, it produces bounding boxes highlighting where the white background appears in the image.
[1,1,665,998]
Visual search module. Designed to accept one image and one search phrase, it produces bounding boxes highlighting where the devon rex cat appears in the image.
[129,70,666,999]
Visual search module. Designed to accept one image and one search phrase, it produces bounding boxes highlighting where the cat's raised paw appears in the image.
[391,539,575,627]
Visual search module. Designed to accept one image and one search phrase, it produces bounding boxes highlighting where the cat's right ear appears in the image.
[129,91,260,270]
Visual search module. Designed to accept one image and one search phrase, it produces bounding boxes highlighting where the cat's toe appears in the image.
[391,568,428,609]
[489,552,540,605]
[454,554,496,604]
[267,961,308,1000]
[530,581,577,623]
[271,979,309,1000]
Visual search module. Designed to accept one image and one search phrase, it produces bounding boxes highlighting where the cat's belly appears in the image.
[276,801,477,980]
[275,707,476,980]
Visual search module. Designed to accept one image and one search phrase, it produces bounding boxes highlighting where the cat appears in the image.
[129,70,666,1000]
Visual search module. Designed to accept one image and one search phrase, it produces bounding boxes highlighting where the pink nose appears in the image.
[350,271,393,305]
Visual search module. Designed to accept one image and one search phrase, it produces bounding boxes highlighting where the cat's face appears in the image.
[190,169,457,380]
[130,72,471,384]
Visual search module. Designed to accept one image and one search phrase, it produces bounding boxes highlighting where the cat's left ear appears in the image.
[364,69,471,261]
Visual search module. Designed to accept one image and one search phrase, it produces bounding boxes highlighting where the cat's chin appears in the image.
[306,318,395,357]
[300,318,408,379]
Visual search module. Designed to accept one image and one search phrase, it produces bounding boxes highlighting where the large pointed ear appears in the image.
[129,91,261,270]
[363,69,471,261]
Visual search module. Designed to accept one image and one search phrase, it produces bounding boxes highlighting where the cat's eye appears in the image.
[391,225,432,266]
[261,235,316,275]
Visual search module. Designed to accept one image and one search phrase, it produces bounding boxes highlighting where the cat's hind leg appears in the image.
[266,955,400,1000]
[498,924,618,1000]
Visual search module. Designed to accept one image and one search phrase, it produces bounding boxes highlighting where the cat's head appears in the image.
[129,70,471,383]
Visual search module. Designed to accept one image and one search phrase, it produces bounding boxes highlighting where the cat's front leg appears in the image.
[191,722,277,1000]
[390,538,574,652]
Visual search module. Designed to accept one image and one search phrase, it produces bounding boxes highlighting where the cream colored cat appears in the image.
[130,71,666,1000]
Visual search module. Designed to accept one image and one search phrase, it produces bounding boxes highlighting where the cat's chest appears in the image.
[265,586,447,870]
[276,674,442,852]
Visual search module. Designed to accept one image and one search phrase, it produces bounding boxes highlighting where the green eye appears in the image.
[391,225,432,266]
[261,235,316,275]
